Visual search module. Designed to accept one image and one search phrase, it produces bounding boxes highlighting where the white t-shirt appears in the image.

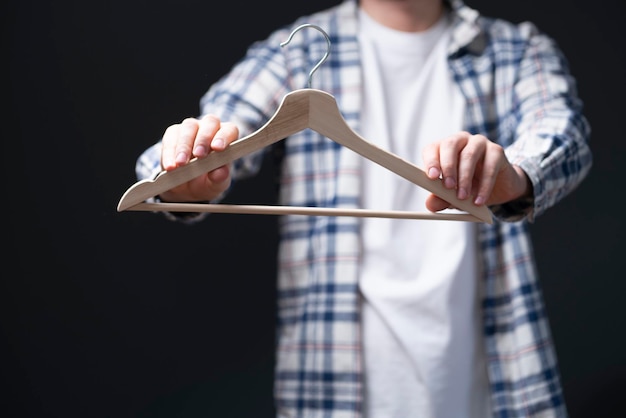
[358,9,491,418]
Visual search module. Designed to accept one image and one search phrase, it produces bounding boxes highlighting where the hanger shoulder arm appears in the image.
[306,90,493,224]
[118,91,312,212]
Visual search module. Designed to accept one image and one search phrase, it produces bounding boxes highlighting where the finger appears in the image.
[210,121,239,151]
[424,193,451,212]
[456,134,487,200]
[474,143,506,206]
[192,164,232,201]
[439,132,470,190]
[422,142,442,179]
[173,117,200,167]
[161,124,181,171]
[192,114,221,158]
[206,165,232,189]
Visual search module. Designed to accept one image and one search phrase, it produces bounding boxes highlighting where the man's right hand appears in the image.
[159,114,239,203]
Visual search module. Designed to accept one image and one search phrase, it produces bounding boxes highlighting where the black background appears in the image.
[4,0,625,417]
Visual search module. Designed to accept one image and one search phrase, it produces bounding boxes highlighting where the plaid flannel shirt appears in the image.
[136,1,592,416]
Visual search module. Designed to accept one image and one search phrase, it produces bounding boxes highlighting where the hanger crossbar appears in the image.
[127,202,484,222]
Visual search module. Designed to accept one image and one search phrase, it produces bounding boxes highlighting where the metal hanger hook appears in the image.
[280,24,331,89]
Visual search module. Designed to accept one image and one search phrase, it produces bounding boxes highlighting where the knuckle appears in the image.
[221,121,240,137]
[442,136,458,148]
[460,149,477,163]
[181,117,198,125]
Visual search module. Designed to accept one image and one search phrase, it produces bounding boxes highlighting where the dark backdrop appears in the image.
[5,1,625,417]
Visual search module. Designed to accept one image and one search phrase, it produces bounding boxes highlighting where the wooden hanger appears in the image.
[117,25,493,224]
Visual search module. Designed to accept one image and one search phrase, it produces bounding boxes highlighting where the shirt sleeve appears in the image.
[491,22,593,223]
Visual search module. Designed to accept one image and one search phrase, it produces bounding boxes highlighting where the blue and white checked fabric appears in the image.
[136,1,592,416]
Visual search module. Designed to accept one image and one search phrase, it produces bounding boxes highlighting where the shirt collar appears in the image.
[446,0,484,56]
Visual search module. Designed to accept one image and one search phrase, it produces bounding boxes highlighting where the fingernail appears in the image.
[194,145,207,157]
[474,196,485,206]
[428,167,439,178]
[444,177,456,189]
[212,138,224,149]
[457,187,468,200]
[175,152,187,164]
